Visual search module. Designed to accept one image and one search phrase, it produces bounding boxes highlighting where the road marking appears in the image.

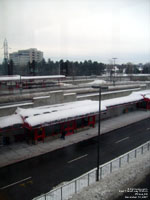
[0,177,32,190]
[68,154,88,164]
[115,137,129,144]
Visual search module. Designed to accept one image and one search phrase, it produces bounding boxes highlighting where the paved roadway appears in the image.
[0,118,150,200]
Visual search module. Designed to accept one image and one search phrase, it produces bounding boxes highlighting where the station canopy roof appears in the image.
[16,100,106,128]
[21,75,65,80]
[0,75,65,82]
[0,114,23,129]
[0,75,20,81]
[0,90,150,129]
[142,93,150,100]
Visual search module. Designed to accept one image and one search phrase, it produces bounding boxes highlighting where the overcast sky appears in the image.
[0,0,150,64]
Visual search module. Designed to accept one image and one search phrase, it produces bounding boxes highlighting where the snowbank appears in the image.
[87,79,106,85]
[69,152,150,200]
[59,83,72,86]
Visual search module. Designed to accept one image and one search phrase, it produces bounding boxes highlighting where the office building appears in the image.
[9,48,43,66]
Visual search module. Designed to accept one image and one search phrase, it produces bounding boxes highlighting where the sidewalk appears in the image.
[0,110,150,168]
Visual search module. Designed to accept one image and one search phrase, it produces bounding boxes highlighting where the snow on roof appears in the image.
[1,90,150,129]
[0,114,23,129]
[21,75,65,80]
[131,90,150,97]
[25,101,105,127]
[0,75,20,81]
[139,90,150,99]
[16,100,107,127]
[103,91,143,107]
[17,90,147,127]
[0,75,65,82]
[144,94,150,99]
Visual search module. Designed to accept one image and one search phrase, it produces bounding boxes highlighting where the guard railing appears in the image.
[33,140,150,200]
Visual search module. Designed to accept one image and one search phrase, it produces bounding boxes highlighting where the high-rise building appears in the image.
[9,48,43,66]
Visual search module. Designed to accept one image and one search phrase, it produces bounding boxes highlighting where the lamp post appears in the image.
[92,85,108,181]
[112,58,117,86]
[19,75,22,94]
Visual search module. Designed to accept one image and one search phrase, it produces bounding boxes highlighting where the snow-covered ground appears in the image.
[86,79,106,85]
[69,151,150,200]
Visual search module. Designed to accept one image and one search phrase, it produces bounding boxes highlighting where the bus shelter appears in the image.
[17,100,105,144]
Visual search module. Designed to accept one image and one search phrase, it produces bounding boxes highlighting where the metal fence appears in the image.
[33,140,150,200]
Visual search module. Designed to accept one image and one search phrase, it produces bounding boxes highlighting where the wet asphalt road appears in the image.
[0,118,150,200]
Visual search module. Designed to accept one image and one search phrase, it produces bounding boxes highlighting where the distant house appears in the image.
[9,48,43,66]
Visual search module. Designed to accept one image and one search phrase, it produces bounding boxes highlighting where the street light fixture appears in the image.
[92,85,108,181]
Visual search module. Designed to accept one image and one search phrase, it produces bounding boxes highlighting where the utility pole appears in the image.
[92,85,108,181]
[112,58,117,86]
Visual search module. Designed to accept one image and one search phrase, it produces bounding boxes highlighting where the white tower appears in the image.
[3,38,9,61]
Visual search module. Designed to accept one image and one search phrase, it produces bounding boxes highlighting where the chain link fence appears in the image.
[33,140,150,200]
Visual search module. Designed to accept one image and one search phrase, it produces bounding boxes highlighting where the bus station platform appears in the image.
[0,110,150,168]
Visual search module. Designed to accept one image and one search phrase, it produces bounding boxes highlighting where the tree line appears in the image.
[0,58,150,76]
[0,59,106,76]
